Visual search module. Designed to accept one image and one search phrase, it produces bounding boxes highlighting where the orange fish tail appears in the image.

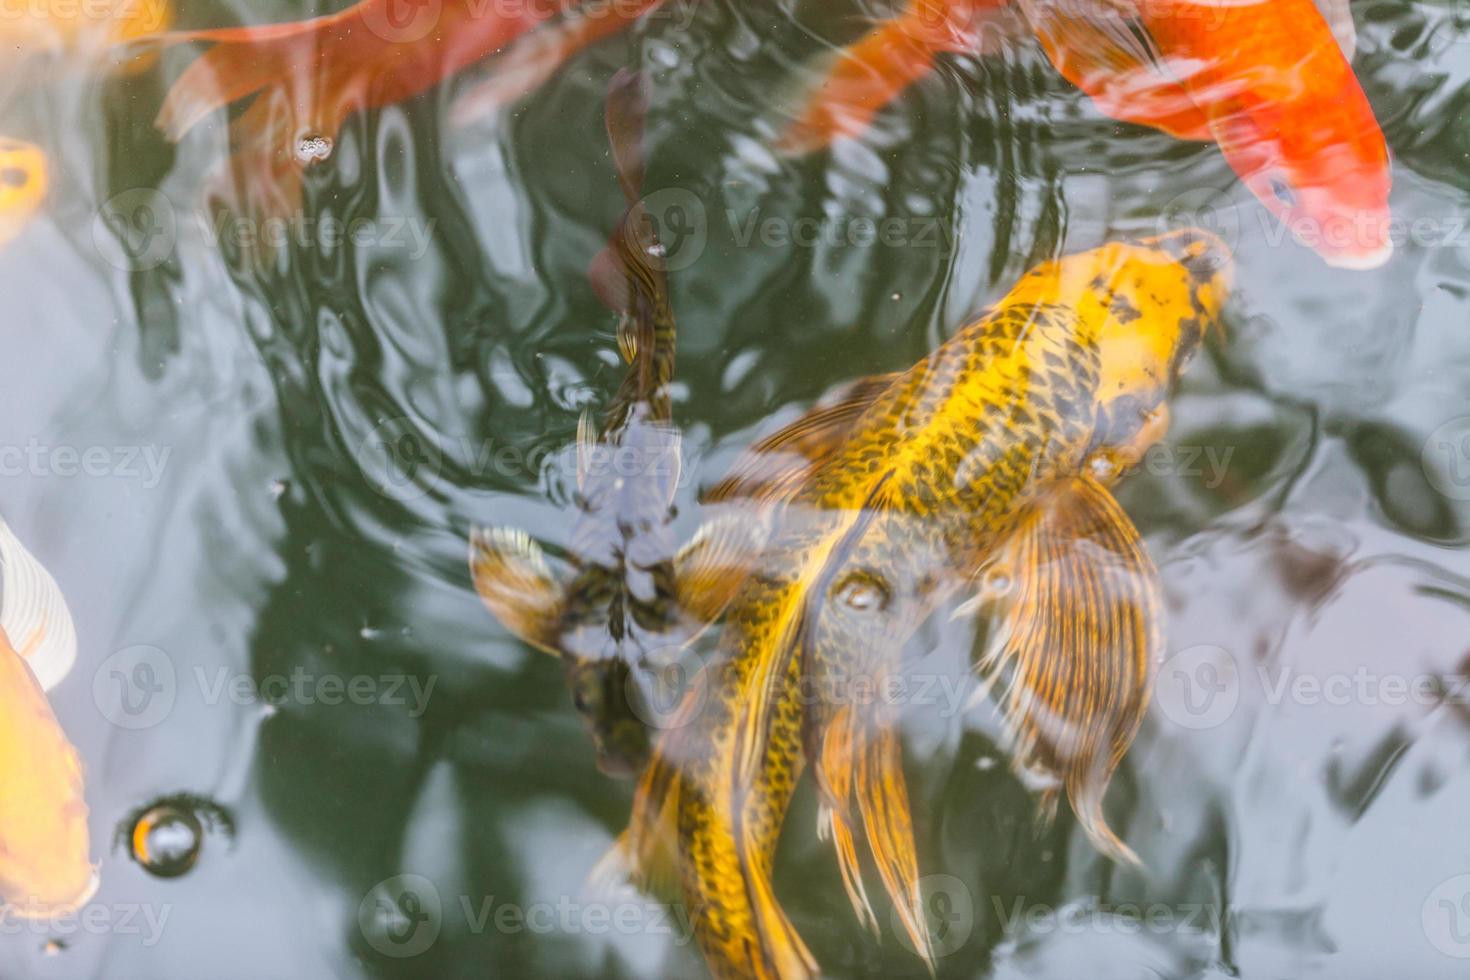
[453,0,670,122]
[157,0,577,216]
[780,0,1006,154]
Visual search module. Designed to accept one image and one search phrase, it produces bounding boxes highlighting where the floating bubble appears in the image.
[118,794,236,879]
[130,804,203,878]
[295,135,334,165]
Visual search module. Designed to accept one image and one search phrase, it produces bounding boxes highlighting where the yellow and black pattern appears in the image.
[625,229,1232,979]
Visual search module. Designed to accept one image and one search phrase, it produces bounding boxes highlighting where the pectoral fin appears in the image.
[1016,0,1211,141]
[0,518,77,692]
[815,704,933,969]
[975,475,1159,867]
[703,373,899,505]
[777,0,1012,154]
[468,526,565,656]
[673,515,768,625]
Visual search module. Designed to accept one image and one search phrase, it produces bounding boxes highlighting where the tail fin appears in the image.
[451,0,672,124]
[777,0,1010,154]
[816,704,934,970]
[589,69,680,429]
[154,0,572,217]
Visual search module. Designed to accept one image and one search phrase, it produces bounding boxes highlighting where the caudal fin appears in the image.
[155,0,574,218]
[778,0,1011,154]
[452,0,671,125]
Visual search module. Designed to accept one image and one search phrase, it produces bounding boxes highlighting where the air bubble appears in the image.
[295,135,334,165]
[129,803,203,878]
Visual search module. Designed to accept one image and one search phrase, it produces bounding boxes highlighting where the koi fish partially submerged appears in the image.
[783,0,1392,270]
[470,71,756,777]
[145,0,575,217]
[610,229,1231,978]
[0,516,92,916]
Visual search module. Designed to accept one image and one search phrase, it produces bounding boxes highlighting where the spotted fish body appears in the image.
[471,73,756,777]
[623,230,1232,979]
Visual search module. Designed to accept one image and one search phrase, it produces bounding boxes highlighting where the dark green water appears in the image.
[4,1,1470,977]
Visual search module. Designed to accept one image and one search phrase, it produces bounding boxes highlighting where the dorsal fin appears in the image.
[703,373,899,505]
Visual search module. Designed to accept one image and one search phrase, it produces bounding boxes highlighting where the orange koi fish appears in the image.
[783,0,1392,270]
[149,0,577,216]
[0,517,92,916]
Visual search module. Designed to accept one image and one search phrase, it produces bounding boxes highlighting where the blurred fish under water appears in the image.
[2,0,1470,978]
[470,70,761,778]
[603,230,1230,978]
[0,515,92,918]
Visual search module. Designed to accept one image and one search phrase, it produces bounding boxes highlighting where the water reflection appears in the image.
[2,0,1470,978]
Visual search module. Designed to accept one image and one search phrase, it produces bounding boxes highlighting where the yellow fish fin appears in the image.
[0,140,48,249]
[467,526,564,657]
[0,630,94,913]
[673,514,768,625]
[1014,0,1211,142]
[703,373,900,505]
[815,702,933,968]
[815,706,876,933]
[591,755,682,902]
[976,474,1159,867]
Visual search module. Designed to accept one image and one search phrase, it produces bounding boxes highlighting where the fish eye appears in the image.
[114,793,236,879]
[1269,177,1296,208]
[0,167,27,189]
[832,569,891,612]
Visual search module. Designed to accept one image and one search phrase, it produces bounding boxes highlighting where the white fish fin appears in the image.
[0,518,77,692]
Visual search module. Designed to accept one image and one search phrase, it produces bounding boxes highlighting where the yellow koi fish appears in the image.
[0,516,91,916]
[615,229,1232,978]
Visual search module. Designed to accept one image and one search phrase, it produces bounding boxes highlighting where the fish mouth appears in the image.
[1321,237,1394,272]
